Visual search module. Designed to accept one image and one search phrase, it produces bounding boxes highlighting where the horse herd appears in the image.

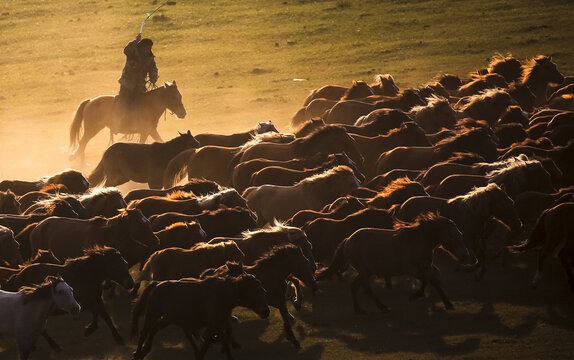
[1,53,574,359]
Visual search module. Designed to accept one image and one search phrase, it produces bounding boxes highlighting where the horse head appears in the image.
[0,226,22,267]
[125,208,160,247]
[232,274,270,319]
[163,81,187,119]
[0,190,21,214]
[177,130,201,149]
[49,276,81,317]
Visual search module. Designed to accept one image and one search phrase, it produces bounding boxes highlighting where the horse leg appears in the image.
[84,310,99,337]
[287,278,303,311]
[533,247,548,288]
[149,127,164,142]
[139,132,149,144]
[350,275,366,315]
[558,249,574,291]
[425,270,454,310]
[279,301,301,349]
[133,318,169,360]
[42,331,63,351]
[96,299,125,345]
[360,275,390,313]
[183,327,202,355]
[197,329,219,360]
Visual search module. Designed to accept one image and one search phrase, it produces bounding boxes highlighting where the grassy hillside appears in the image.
[1,0,574,180]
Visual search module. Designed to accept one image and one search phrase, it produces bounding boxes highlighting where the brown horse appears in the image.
[69,82,187,162]
[77,187,127,218]
[303,208,394,264]
[130,275,269,360]
[432,158,555,199]
[0,169,89,196]
[149,207,258,239]
[408,96,457,133]
[137,242,245,282]
[288,195,366,228]
[396,184,522,280]
[163,132,296,187]
[521,55,564,107]
[487,54,523,83]
[237,125,364,168]
[343,108,411,136]
[124,178,221,203]
[0,249,61,287]
[316,213,469,313]
[89,131,200,189]
[293,117,326,138]
[29,208,158,262]
[5,247,134,345]
[208,222,316,271]
[243,165,361,225]
[248,153,362,188]
[376,127,499,174]
[0,190,21,214]
[231,152,332,193]
[202,244,317,349]
[128,188,247,218]
[459,88,518,125]
[457,73,507,97]
[0,225,23,267]
[509,203,574,291]
[514,187,574,226]
[194,121,278,147]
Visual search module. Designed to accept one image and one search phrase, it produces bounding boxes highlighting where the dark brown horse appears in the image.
[77,187,127,218]
[509,203,574,291]
[23,195,85,218]
[0,190,21,215]
[376,127,499,174]
[248,153,362,188]
[130,275,269,360]
[288,195,366,228]
[149,206,258,239]
[202,244,317,348]
[396,184,522,280]
[487,54,523,83]
[154,221,207,250]
[69,82,187,162]
[195,121,278,147]
[293,117,326,138]
[0,169,89,196]
[514,187,574,226]
[303,207,394,264]
[89,131,200,189]
[127,188,247,218]
[0,225,23,267]
[521,55,564,107]
[0,249,61,287]
[316,213,469,313]
[343,108,411,136]
[243,165,362,225]
[366,177,429,210]
[459,88,518,125]
[29,208,158,262]
[408,96,457,133]
[124,178,221,203]
[5,247,134,345]
[137,241,245,282]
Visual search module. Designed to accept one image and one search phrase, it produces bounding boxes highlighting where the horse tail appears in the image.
[508,209,548,253]
[88,158,106,187]
[315,238,349,281]
[69,99,90,150]
[130,280,159,341]
[163,149,195,188]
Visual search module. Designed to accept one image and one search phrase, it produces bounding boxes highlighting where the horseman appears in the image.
[112,33,158,133]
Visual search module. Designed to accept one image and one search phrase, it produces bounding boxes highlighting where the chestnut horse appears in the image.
[69,82,187,162]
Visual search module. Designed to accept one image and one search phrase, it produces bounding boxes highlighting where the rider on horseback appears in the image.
[112,33,158,133]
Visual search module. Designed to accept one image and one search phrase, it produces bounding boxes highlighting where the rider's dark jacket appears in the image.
[118,40,158,93]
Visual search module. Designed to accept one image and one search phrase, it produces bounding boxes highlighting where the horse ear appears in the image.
[178,131,183,136]
[353,80,358,86]
[172,80,177,86]
[187,130,191,135]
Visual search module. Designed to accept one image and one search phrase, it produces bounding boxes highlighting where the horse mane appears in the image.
[20,276,65,304]
[385,121,423,137]
[166,190,195,200]
[293,118,325,138]
[242,219,300,237]
[459,88,512,112]
[447,183,502,216]
[438,74,462,91]
[340,80,373,101]
[23,249,58,266]
[196,188,240,204]
[435,127,493,156]
[0,225,14,238]
[487,54,523,83]
[409,95,449,114]
[240,132,296,151]
[190,241,234,253]
[373,177,416,198]
[79,187,124,205]
[40,169,83,185]
[445,152,486,165]
[521,55,551,85]
[63,246,120,267]
[295,165,354,187]
[485,158,544,184]
[252,244,301,267]
[456,118,490,130]
[161,221,198,232]
[393,211,442,230]
[31,197,71,213]
[296,125,349,154]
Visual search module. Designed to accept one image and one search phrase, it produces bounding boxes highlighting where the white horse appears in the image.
[0,276,80,360]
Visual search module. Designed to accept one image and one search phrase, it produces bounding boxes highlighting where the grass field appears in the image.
[1,0,574,359]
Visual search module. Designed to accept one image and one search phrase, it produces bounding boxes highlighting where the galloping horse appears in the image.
[69,82,187,162]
